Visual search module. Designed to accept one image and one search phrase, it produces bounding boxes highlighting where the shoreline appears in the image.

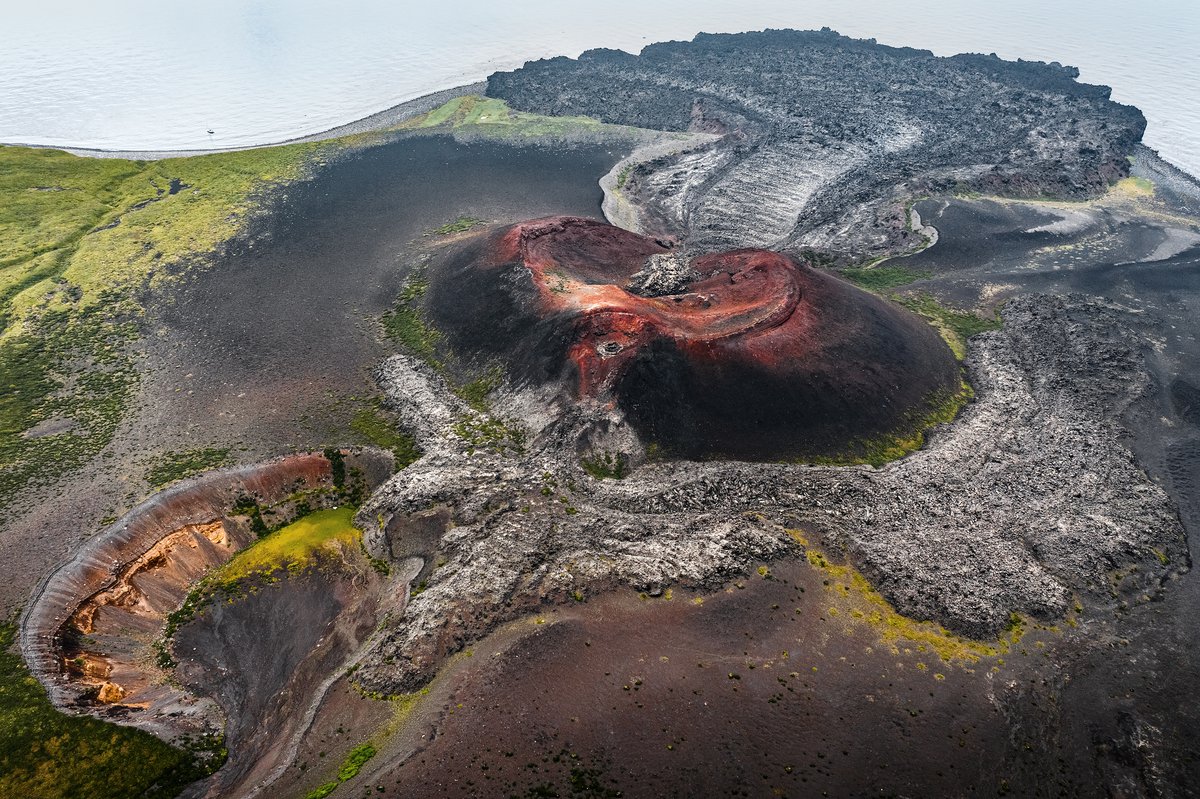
[0,81,486,161]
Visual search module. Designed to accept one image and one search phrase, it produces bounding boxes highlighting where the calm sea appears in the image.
[3,0,1198,176]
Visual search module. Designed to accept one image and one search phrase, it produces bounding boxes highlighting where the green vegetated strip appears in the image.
[396,95,612,139]
[0,142,327,513]
[785,529,1043,669]
[383,273,525,455]
[0,622,223,799]
[144,447,233,488]
[838,265,931,291]
[305,742,377,799]
[807,382,975,468]
[893,291,1002,360]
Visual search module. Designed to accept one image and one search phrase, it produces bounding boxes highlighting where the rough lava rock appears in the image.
[353,294,1185,696]
[487,29,1146,260]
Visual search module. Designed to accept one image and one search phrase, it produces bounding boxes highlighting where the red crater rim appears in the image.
[424,216,963,461]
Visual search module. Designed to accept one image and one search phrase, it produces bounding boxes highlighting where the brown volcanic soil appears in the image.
[368,559,1059,798]
[424,216,960,459]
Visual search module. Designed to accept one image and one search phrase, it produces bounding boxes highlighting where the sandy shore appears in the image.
[1,82,485,160]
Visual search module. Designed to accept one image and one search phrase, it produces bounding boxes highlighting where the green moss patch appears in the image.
[785,530,1030,666]
[893,292,1002,360]
[0,622,221,798]
[838,265,931,291]
[305,742,377,799]
[350,407,420,468]
[211,506,360,589]
[581,451,630,480]
[382,277,441,365]
[397,95,612,140]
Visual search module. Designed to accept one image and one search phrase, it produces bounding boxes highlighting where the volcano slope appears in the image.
[487,28,1146,261]
[423,216,962,461]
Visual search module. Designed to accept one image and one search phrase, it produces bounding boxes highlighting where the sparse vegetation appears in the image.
[0,141,327,513]
[431,216,485,235]
[396,95,615,140]
[581,451,629,480]
[893,292,1002,360]
[453,367,502,412]
[615,164,633,190]
[350,406,420,468]
[382,276,442,365]
[838,265,931,291]
[452,414,526,456]
[0,621,221,798]
[144,447,232,487]
[305,742,377,799]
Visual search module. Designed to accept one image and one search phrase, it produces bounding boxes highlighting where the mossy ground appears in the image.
[208,506,361,590]
[144,447,232,487]
[349,406,420,468]
[396,95,613,139]
[0,142,328,513]
[838,265,931,291]
[892,292,1002,360]
[304,741,377,799]
[0,622,220,798]
[785,530,1036,668]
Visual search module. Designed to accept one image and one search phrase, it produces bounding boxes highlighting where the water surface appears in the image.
[2,0,1198,174]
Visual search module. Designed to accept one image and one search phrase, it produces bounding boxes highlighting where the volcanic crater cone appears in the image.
[424,216,962,460]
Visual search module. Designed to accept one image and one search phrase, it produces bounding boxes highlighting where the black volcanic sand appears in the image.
[363,560,1068,798]
[872,195,1200,792]
[141,136,622,457]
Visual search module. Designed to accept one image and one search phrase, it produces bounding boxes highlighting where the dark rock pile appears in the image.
[488,29,1146,259]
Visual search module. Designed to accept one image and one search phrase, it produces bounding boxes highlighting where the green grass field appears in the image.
[0,143,327,513]
[0,622,218,799]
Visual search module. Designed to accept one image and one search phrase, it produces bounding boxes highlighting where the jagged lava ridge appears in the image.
[424,216,961,459]
[487,28,1147,259]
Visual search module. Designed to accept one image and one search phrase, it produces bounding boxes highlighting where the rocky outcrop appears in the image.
[487,29,1146,261]
[353,294,1184,696]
